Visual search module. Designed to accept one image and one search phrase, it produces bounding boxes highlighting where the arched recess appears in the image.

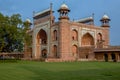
[53,30,57,41]
[72,29,78,41]
[97,33,102,41]
[52,45,57,57]
[81,33,94,46]
[36,29,47,58]
[41,49,47,58]
[97,33,103,48]
[72,45,78,57]
[37,29,47,45]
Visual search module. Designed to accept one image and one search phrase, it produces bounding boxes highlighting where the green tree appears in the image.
[0,13,31,52]
[23,20,32,46]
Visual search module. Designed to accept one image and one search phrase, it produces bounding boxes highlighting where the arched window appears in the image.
[53,30,57,41]
[72,45,78,56]
[97,33,103,48]
[52,45,57,57]
[81,33,94,46]
[41,49,47,58]
[72,30,78,41]
[97,33,102,41]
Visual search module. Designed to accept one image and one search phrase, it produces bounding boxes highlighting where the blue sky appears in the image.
[0,0,120,45]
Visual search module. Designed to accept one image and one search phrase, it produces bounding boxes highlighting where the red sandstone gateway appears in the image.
[24,3,120,62]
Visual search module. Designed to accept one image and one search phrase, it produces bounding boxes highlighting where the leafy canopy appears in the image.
[0,13,31,52]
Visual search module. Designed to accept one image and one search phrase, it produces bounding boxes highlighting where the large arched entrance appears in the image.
[37,29,47,45]
[81,33,94,46]
[36,29,47,58]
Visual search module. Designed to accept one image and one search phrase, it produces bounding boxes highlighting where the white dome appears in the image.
[89,17,93,19]
[60,3,69,9]
[102,14,109,19]
[26,19,31,23]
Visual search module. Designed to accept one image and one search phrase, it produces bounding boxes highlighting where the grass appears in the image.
[0,61,120,80]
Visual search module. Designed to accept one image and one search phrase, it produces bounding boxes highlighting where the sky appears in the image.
[0,0,120,45]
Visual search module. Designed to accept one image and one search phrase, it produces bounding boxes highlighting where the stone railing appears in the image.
[0,52,24,59]
[94,46,120,52]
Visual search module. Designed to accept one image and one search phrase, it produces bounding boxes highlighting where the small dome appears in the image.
[89,17,93,19]
[102,14,110,19]
[26,19,31,23]
[60,3,69,9]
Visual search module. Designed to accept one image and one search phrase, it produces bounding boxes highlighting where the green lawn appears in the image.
[0,61,120,80]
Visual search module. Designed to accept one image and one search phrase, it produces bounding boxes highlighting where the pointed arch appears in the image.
[41,49,47,58]
[97,33,102,41]
[53,30,57,41]
[81,33,94,46]
[37,29,47,44]
[72,29,78,41]
[52,45,58,57]
[97,33,103,48]
[36,29,47,58]
[72,45,78,56]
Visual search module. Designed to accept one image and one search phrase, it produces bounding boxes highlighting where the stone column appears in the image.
[115,53,119,62]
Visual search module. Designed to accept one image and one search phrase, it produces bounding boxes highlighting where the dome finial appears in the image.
[26,18,31,23]
[58,2,70,20]
[102,13,110,20]
[60,3,69,9]
[100,13,111,27]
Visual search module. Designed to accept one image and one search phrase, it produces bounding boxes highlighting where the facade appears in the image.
[25,3,120,62]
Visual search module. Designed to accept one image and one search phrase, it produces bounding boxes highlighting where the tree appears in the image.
[23,20,32,46]
[0,13,31,52]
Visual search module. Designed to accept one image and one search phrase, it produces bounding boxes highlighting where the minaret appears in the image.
[50,3,55,26]
[58,3,70,20]
[58,3,72,59]
[100,14,111,47]
[100,14,111,27]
